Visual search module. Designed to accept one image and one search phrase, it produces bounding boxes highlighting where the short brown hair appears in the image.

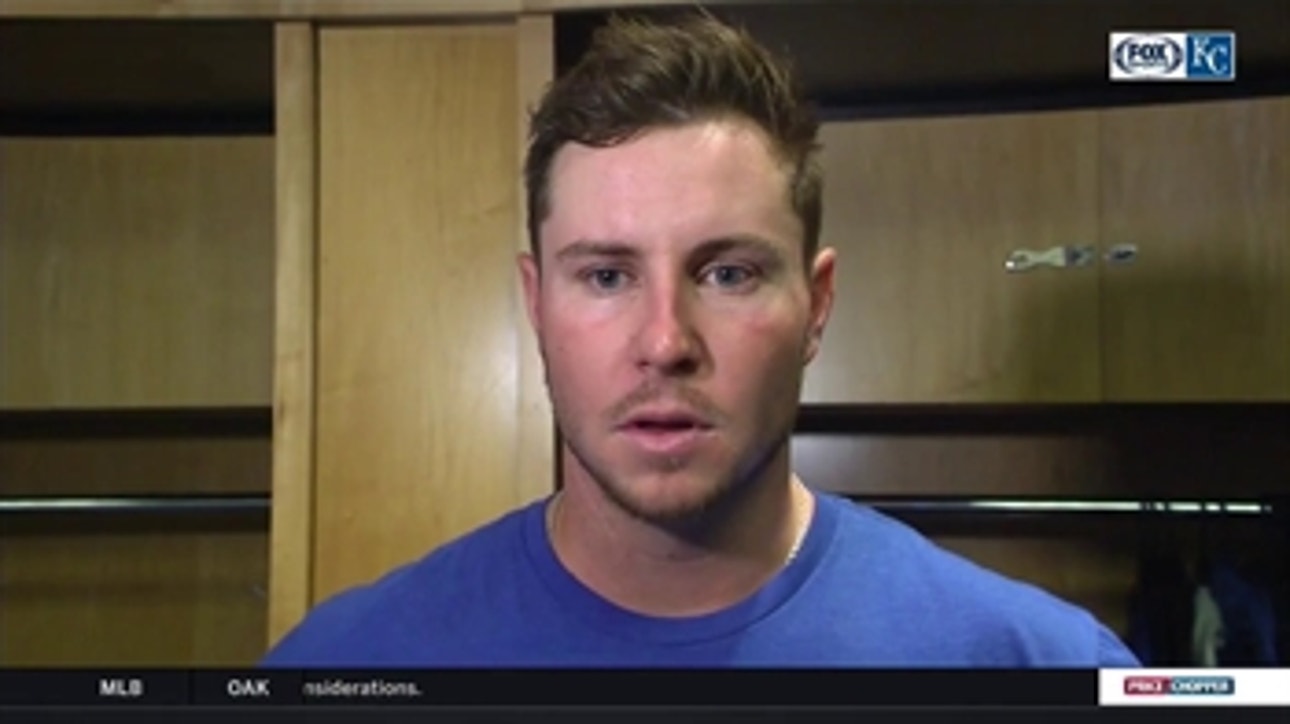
[523,12,822,265]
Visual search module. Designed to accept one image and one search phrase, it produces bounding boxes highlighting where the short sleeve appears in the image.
[1096,625,1142,668]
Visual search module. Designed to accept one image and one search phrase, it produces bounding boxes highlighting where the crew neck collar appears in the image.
[521,489,839,646]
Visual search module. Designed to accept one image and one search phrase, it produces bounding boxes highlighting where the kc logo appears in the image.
[1188,33,1235,79]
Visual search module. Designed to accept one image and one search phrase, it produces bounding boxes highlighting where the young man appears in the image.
[264,13,1139,668]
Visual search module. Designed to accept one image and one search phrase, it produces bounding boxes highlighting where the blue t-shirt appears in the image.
[263,492,1140,667]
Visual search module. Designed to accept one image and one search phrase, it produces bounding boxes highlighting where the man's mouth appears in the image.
[617,411,714,455]
[627,418,703,431]
[622,410,712,430]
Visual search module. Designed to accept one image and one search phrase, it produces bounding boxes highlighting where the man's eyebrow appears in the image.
[553,240,640,263]
[551,235,788,264]
[692,235,785,261]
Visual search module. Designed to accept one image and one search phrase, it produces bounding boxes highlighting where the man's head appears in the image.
[519,13,834,529]
[525,12,823,263]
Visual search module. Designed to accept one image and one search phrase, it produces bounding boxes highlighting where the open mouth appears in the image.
[618,413,713,455]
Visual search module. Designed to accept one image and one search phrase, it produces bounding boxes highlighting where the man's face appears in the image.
[521,118,834,526]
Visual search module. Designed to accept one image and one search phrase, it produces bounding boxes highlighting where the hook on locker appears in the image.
[1105,244,1139,265]
[1004,245,1096,273]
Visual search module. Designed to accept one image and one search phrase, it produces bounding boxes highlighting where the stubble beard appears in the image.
[539,331,805,540]
[556,397,796,541]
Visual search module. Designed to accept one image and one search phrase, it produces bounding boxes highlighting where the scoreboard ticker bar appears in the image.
[1,668,1288,708]
[0,669,1094,707]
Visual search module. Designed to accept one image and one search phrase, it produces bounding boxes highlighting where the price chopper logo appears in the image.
[1110,32,1235,81]
[1124,676,1235,696]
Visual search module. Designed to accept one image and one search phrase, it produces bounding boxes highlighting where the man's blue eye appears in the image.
[589,269,626,290]
[706,265,755,288]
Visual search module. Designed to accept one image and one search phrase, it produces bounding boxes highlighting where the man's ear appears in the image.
[518,251,542,337]
[804,247,836,365]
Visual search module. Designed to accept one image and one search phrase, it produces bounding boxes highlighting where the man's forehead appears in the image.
[550,118,783,176]
[540,122,798,253]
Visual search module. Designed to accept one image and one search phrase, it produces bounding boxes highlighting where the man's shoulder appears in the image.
[816,495,1139,667]
[260,502,539,667]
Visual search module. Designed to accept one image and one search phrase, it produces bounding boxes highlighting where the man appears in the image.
[264,13,1139,668]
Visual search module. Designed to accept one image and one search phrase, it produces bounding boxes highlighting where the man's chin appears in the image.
[598,472,737,529]
[621,499,712,527]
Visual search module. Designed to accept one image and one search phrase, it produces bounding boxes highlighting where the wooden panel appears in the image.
[1101,405,1290,499]
[1100,97,1290,401]
[515,14,557,497]
[0,526,268,666]
[0,436,269,497]
[0,0,703,18]
[315,23,540,601]
[268,21,318,648]
[0,433,270,665]
[794,407,1290,499]
[794,433,1112,498]
[0,1,519,17]
[803,111,1101,403]
[0,137,275,409]
[528,0,723,8]
[0,21,271,117]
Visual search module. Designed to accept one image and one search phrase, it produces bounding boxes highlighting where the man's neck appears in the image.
[547,458,814,618]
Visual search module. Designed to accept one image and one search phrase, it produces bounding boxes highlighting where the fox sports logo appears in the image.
[1113,35,1184,76]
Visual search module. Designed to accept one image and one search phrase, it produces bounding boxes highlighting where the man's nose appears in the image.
[635,282,703,376]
